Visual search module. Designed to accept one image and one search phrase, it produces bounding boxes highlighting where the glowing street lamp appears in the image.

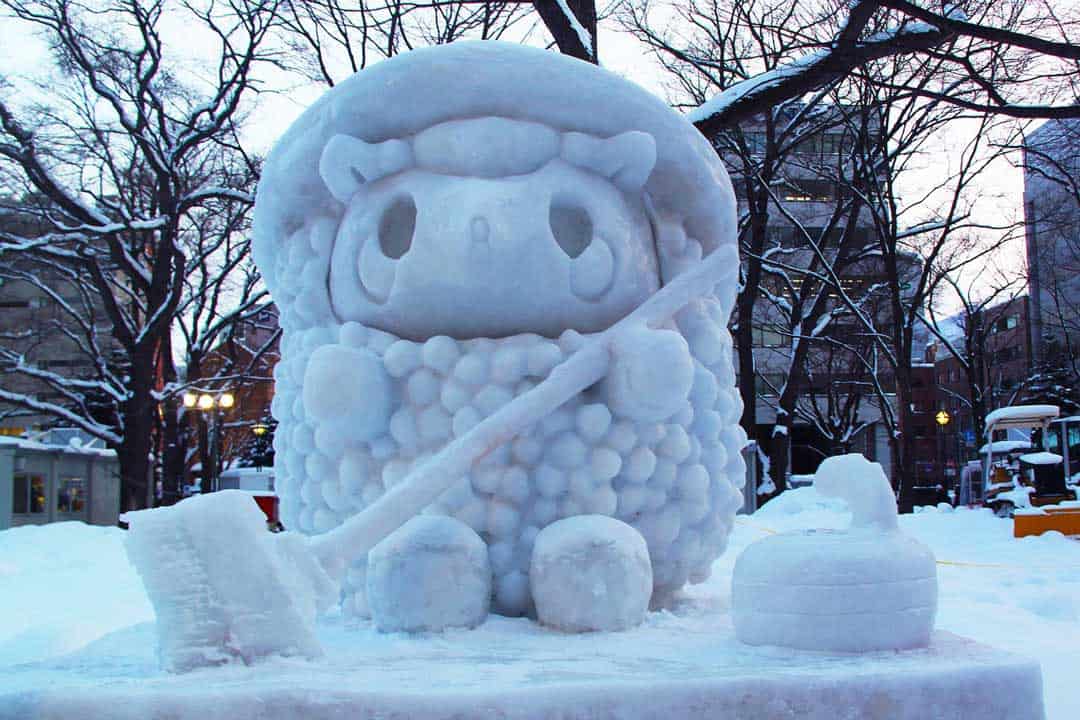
[183,389,234,494]
[935,410,951,427]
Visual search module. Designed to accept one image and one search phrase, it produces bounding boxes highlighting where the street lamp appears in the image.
[935,410,952,493]
[185,390,233,494]
[251,422,270,473]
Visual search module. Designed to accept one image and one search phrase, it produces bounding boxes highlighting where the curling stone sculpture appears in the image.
[733,454,939,652]
[125,40,746,671]
[256,41,745,619]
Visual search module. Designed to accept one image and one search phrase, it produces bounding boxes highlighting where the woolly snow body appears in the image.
[252,41,744,617]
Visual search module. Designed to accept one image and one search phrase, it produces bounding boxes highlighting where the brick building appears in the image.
[911,296,1035,489]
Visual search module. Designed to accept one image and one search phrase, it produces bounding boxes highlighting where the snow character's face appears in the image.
[318,121,662,340]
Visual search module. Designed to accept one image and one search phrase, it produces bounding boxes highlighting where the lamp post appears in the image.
[183,390,234,494]
[251,422,270,473]
[935,410,951,490]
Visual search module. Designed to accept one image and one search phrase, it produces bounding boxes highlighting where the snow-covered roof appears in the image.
[984,405,1060,434]
[978,440,1032,455]
[220,466,275,476]
[1019,452,1063,466]
[0,434,116,458]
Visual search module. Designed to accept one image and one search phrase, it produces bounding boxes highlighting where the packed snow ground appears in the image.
[1,489,1076,718]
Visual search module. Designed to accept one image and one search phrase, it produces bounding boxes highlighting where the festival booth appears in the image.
[0,430,120,530]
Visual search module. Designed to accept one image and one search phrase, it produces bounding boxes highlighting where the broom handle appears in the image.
[310,244,738,573]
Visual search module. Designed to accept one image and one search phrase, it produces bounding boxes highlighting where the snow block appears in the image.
[124,491,335,672]
[367,515,491,633]
[732,528,938,652]
[531,515,652,632]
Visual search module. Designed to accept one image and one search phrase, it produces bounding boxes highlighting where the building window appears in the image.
[755,373,786,395]
[743,131,767,155]
[780,179,835,202]
[752,326,786,347]
[992,315,1019,334]
[12,473,46,514]
[57,477,86,514]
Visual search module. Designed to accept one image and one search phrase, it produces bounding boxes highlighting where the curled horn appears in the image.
[319,134,414,202]
[560,130,657,193]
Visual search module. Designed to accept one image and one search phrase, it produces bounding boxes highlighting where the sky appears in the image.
[0,5,1029,313]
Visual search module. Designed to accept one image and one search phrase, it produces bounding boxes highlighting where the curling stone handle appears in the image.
[309,244,740,574]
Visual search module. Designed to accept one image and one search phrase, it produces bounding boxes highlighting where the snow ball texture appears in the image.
[732,528,938,652]
[124,491,335,672]
[253,42,743,618]
[530,515,652,632]
[814,453,898,531]
[302,344,391,443]
[367,515,491,633]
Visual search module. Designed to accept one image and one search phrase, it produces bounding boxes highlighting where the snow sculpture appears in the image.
[125,491,335,672]
[531,515,653,632]
[367,516,491,632]
[252,41,744,619]
[732,455,938,652]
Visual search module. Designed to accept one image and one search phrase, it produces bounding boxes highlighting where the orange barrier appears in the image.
[1014,507,1080,538]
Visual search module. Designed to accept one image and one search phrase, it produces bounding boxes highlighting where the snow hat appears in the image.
[253,41,737,298]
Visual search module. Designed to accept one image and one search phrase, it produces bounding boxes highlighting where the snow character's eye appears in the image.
[354,194,416,304]
[378,195,416,259]
[549,197,592,259]
[548,195,615,302]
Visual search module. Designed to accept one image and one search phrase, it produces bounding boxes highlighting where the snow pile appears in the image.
[530,515,652,632]
[5,495,1080,718]
[985,404,1060,428]
[124,492,335,672]
[0,522,151,666]
[1019,451,1063,465]
[367,516,491,633]
[733,455,937,652]
[252,41,746,618]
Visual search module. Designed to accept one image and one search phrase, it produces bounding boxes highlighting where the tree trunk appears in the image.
[117,373,155,513]
[532,0,597,63]
[894,364,917,513]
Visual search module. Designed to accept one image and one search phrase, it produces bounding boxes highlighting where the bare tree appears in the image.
[0,0,280,511]
[686,0,1080,137]
[924,266,1026,445]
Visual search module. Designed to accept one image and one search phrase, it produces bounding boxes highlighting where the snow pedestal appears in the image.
[1,628,1044,720]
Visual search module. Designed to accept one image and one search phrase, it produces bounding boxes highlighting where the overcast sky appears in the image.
[0,10,1028,313]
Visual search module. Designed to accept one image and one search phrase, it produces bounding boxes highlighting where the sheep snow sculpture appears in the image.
[252,41,746,624]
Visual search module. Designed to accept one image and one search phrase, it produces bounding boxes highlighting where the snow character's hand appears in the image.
[302,343,392,443]
[603,326,694,422]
